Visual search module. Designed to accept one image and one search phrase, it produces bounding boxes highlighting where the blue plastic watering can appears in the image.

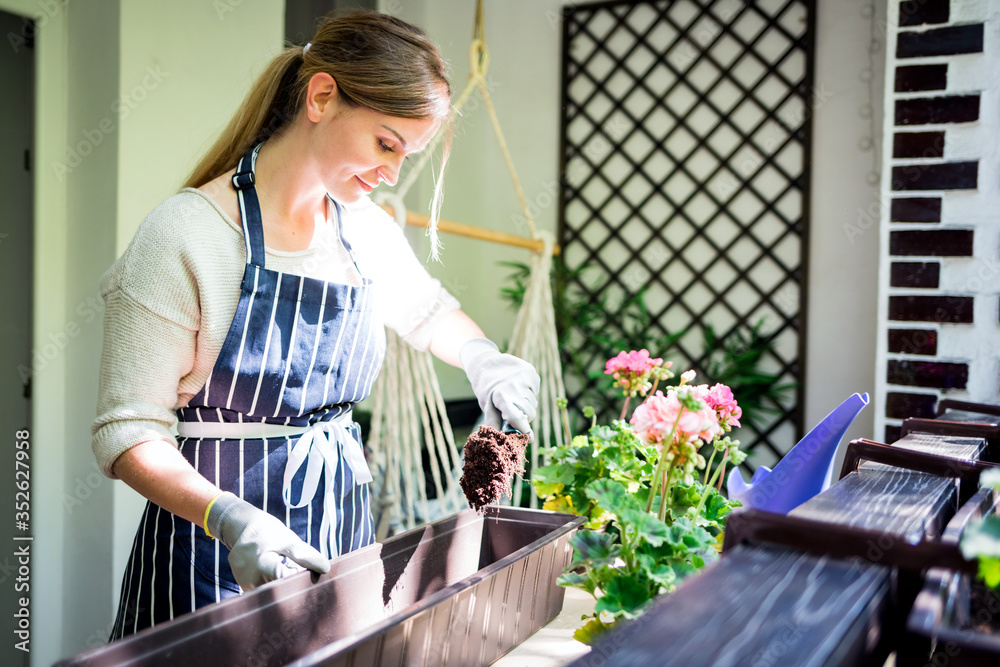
[726,392,870,514]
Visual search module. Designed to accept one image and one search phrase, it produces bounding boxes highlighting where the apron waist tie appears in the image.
[176,413,373,559]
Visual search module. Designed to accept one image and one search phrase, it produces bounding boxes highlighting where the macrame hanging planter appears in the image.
[366,0,565,533]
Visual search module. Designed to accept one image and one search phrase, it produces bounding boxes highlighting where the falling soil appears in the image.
[460,425,529,513]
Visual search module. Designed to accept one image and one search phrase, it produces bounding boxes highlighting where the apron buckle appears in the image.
[231,169,255,191]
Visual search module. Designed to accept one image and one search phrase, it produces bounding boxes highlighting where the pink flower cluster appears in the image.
[605,349,671,397]
[696,383,742,429]
[606,349,661,375]
[629,390,723,448]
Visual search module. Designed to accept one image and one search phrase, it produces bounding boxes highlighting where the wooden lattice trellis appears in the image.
[558,0,815,467]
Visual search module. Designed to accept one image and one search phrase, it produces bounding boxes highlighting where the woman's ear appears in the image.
[305,72,338,123]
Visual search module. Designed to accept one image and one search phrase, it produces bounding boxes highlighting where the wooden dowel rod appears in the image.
[380,205,560,255]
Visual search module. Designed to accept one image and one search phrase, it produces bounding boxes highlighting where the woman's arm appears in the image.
[112,440,220,526]
[426,308,486,368]
[425,309,540,436]
[112,440,330,588]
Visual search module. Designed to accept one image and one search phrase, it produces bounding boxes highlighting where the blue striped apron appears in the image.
[110,144,385,639]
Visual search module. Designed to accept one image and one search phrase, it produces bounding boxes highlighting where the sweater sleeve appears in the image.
[344,197,460,351]
[91,198,205,479]
[91,288,197,478]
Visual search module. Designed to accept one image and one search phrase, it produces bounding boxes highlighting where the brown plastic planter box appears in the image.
[901,398,1000,461]
[903,488,1000,666]
[58,507,584,667]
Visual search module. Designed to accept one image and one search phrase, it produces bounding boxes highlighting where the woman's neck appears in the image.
[253,130,329,241]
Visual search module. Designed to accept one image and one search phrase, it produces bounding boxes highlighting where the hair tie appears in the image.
[303,42,312,56]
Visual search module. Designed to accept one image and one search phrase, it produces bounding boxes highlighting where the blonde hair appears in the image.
[184,10,452,207]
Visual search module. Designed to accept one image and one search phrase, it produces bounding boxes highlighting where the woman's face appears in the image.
[309,79,442,204]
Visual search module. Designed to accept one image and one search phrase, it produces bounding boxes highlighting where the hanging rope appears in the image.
[367,190,466,536]
[507,231,567,506]
[368,0,565,524]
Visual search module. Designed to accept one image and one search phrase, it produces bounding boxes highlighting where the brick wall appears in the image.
[875,0,999,441]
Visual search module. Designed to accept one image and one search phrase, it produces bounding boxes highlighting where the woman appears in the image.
[92,11,539,639]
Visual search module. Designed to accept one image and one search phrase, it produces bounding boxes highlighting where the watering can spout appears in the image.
[726,392,870,514]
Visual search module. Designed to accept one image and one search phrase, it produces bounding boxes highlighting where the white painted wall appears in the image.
[808,0,884,458]
[0,1,70,666]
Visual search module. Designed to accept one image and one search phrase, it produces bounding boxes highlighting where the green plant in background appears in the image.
[960,469,1000,588]
[699,320,796,430]
[499,260,794,437]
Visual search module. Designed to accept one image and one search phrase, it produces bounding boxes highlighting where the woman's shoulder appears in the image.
[102,189,244,298]
[140,187,240,239]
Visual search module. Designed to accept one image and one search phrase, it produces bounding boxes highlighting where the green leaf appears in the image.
[631,551,678,588]
[589,424,617,443]
[585,478,642,516]
[681,525,717,552]
[961,516,1000,559]
[700,486,737,526]
[569,488,591,515]
[584,511,613,531]
[534,462,576,485]
[670,482,702,510]
[543,495,577,516]
[595,574,651,615]
[618,508,670,547]
[534,480,565,497]
[649,563,678,588]
[671,559,699,582]
[557,571,593,593]
[568,530,621,568]
[663,516,716,554]
[979,557,1000,589]
[573,617,613,646]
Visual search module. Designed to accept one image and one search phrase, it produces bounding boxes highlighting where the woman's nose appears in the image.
[379,152,407,187]
[378,167,398,187]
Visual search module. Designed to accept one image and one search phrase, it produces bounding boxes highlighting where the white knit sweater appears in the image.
[92,188,459,478]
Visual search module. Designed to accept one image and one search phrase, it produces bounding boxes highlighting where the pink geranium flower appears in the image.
[629,390,722,448]
[605,349,672,398]
[705,383,742,429]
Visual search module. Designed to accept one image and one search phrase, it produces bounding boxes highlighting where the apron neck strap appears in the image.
[231,144,266,268]
[231,143,367,278]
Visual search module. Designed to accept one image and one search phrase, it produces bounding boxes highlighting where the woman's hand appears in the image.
[113,441,328,590]
[206,493,330,590]
[424,309,540,438]
[460,337,540,437]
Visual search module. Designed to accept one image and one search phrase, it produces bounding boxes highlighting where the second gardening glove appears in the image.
[206,492,330,591]
[460,338,540,438]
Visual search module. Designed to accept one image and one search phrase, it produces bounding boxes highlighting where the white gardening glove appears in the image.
[460,338,540,439]
[206,492,330,591]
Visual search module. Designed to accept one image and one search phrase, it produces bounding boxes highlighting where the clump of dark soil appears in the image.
[460,425,529,513]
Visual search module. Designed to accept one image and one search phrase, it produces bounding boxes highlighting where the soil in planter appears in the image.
[965,582,1000,635]
[460,425,529,513]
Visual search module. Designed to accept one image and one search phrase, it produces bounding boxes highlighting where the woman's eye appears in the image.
[377,139,394,153]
